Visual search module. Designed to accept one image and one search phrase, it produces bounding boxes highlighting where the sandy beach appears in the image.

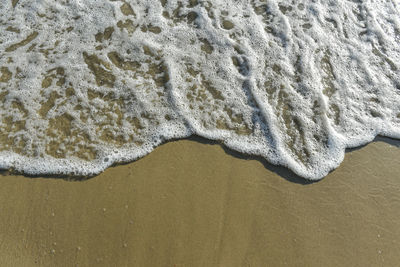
[0,137,399,267]
[1,1,400,266]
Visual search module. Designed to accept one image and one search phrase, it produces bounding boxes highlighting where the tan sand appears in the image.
[0,137,399,267]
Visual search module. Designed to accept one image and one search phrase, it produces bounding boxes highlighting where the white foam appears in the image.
[0,0,399,179]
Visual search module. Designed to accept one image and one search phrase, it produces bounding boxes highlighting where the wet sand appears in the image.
[0,137,399,267]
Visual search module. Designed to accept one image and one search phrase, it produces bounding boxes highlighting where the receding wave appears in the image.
[0,0,399,179]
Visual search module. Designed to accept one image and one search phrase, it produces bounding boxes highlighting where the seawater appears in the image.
[0,0,399,180]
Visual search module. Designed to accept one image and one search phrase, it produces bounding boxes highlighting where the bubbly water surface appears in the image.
[0,0,399,179]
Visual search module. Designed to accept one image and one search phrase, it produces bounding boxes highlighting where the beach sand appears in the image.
[0,137,399,266]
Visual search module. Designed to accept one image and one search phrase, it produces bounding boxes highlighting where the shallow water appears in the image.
[0,0,399,179]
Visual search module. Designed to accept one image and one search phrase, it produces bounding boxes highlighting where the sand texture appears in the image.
[0,137,399,267]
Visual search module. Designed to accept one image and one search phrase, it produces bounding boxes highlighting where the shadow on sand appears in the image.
[1,135,399,185]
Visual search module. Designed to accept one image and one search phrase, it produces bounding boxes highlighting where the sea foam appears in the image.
[0,0,399,179]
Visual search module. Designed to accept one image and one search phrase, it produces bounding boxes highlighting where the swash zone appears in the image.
[0,0,399,179]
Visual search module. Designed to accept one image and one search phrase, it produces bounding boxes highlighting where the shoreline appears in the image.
[3,134,398,182]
